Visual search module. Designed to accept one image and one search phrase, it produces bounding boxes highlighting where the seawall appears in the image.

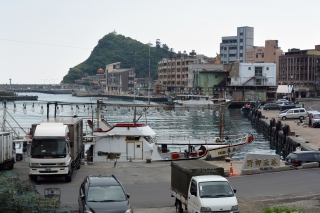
[248,109,320,158]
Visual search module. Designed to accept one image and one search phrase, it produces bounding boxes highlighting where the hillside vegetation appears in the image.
[62,33,173,84]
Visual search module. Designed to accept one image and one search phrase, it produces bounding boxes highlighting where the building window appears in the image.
[240,39,243,42]
[240,32,243,35]
[256,54,258,58]
[266,67,269,70]
[274,52,276,55]
[240,46,243,50]
[240,53,243,57]
[262,53,264,58]
[248,67,251,70]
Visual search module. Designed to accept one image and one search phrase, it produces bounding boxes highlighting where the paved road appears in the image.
[11,161,320,212]
[229,168,320,202]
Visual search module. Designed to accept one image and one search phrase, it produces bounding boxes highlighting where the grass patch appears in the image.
[262,206,304,213]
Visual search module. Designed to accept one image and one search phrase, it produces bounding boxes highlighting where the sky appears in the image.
[1,0,320,84]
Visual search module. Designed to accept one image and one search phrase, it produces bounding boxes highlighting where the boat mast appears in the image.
[219,104,225,140]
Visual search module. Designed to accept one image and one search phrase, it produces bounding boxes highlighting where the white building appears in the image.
[230,63,276,86]
[220,26,254,63]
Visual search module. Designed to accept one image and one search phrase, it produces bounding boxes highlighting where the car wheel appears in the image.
[299,116,304,120]
[282,116,287,120]
[176,200,183,213]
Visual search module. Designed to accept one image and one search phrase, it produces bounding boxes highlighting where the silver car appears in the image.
[311,113,320,127]
[278,108,308,120]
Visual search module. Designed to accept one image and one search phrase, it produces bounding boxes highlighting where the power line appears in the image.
[0,38,91,49]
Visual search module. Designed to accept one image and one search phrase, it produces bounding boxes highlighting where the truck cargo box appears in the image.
[0,132,14,170]
[171,160,224,199]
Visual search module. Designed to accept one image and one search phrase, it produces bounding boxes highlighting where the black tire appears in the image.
[282,116,287,120]
[299,116,304,120]
[176,200,183,213]
[8,161,14,170]
[65,166,73,182]
[30,175,37,182]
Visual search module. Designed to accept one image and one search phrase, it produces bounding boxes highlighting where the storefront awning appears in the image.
[276,85,293,93]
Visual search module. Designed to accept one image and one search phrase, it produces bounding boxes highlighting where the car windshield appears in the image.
[314,114,320,119]
[87,186,126,202]
[31,138,67,157]
[199,181,234,198]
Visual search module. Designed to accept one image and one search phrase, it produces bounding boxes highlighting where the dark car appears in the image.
[285,151,320,167]
[78,175,133,213]
[263,103,279,111]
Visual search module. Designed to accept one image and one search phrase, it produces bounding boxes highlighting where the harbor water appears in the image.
[0,92,275,161]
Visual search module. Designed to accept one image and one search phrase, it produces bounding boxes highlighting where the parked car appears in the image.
[279,104,297,111]
[128,91,134,94]
[262,103,279,111]
[307,110,319,117]
[278,108,307,120]
[277,99,288,102]
[276,100,289,105]
[285,151,320,167]
[78,175,133,213]
[311,112,320,127]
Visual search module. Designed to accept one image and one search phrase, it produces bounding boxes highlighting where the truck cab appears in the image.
[188,175,238,213]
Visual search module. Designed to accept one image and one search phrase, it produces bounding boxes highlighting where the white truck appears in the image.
[171,160,239,213]
[28,118,83,182]
[0,132,15,170]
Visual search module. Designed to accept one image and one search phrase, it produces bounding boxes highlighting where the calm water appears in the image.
[0,93,275,160]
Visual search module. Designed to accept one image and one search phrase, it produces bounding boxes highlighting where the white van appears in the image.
[278,108,307,120]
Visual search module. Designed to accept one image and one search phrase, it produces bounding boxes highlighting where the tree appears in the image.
[162,44,169,50]
[156,39,161,48]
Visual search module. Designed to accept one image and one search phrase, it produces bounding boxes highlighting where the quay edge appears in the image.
[248,109,320,158]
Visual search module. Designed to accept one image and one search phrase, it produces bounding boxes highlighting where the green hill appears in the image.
[62,33,173,84]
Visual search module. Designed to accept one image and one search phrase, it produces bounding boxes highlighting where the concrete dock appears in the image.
[258,106,320,152]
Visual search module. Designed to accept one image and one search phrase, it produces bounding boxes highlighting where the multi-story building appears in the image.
[220,26,254,63]
[157,51,196,92]
[158,52,225,94]
[246,40,283,82]
[105,62,135,94]
[188,60,225,96]
[226,61,277,101]
[278,45,320,98]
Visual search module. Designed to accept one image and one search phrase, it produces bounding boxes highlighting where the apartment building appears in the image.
[157,51,196,92]
[278,45,320,98]
[220,26,254,63]
[246,40,283,82]
[105,62,135,94]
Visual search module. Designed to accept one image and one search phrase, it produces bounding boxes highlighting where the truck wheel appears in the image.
[30,175,37,182]
[175,200,183,213]
[65,169,73,182]
[8,159,14,170]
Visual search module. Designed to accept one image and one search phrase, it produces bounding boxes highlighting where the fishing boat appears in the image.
[83,103,254,162]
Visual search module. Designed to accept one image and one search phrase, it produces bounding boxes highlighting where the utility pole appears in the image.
[147,42,152,105]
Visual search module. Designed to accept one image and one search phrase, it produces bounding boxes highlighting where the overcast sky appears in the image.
[1,0,319,84]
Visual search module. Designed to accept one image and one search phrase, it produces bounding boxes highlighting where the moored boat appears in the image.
[83,103,254,162]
